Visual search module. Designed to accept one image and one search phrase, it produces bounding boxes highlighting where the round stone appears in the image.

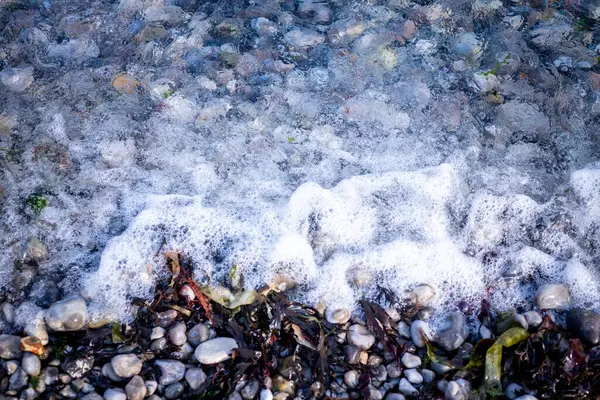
[22,353,41,376]
[398,378,418,396]
[155,359,185,385]
[187,323,210,346]
[104,388,126,400]
[125,375,147,400]
[401,352,421,369]
[241,380,259,399]
[325,308,351,324]
[45,297,88,331]
[0,335,22,359]
[165,382,184,399]
[534,284,570,310]
[111,354,142,378]
[194,337,238,364]
[185,367,207,390]
[347,324,375,350]
[344,370,359,388]
[169,322,187,346]
[410,320,432,348]
[150,327,165,340]
[404,369,423,385]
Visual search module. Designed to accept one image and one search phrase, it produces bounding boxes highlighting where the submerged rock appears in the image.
[434,312,468,351]
[534,284,571,310]
[0,66,34,92]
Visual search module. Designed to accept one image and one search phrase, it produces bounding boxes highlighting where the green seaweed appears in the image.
[482,53,511,77]
[485,327,530,396]
[26,194,47,213]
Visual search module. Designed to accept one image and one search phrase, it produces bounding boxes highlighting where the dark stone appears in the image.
[64,354,95,378]
[566,309,600,345]
[433,312,468,351]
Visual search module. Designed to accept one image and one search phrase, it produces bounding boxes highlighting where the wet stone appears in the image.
[59,385,77,398]
[104,388,126,400]
[45,297,87,331]
[185,367,207,391]
[434,312,468,351]
[385,394,406,400]
[21,353,41,376]
[344,370,359,389]
[411,320,432,348]
[398,378,418,396]
[150,326,165,340]
[150,337,167,352]
[404,369,423,385]
[156,310,178,328]
[401,352,421,369]
[0,66,34,92]
[347,324,375,350]
[155,359,185,385]
[194,337,237,364]
[63,354,94,378]
[187,323,210,346]
[145,380,158,396]
[386,362,402,379]
[9,367,28,391]
[42,366,59,385]
[241,379,259,399]
[125,375,147,400]
[535,284,571,310]
[165,382,185,399]
[168,322,187,346]
[345,345,360,364]
[111,354,142,378]
[0,335,22,359]
[566,309,600,345]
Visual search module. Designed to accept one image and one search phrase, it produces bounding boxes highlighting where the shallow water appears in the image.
[1,0,600,321]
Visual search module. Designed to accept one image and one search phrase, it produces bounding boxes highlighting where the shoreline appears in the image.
[1,255,599,399]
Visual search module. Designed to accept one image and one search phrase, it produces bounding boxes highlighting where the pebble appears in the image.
[194,337,238,364]
[9,367,28,391]
[187,323,210,346]
[386,362,402,379]
[82,394,103,400]
[0,334,22,359]
[397,321,411,339]
[20,335,45,355]
[125,375,147,400]
[21,353,41,376]
[168,322,187,346]
[325,308,351,324]
[111,354,142,378]
[157,310,178,328]
[64,354,94,378]
[385,394,406,400]
[343,370,359,388]
[514,396,538,400]
[104,388,127,400]
[0,66,34,92]
[523,311,544,328]
[150,327,165,340]
[185,367,207,390]
[534,284,571,310]
[445,380,466,400]
[150,337,167,352]
[505,382,525,399]
[347,324,376,350]
[45,297,88,331]
[434,312,468,351]
[6,360,19,374]
[404,369,423,385]
[260,389,274,400]
[60,385,78,398]
[410,320,432,348]
[284,27,325,49]
[401,352,421,369]
[241,380,259,399]
[345,345,360,364]
[398,378,418,396]
[42,366,59,385]
[165,382,185,399]
[480,325,492,339]
[145,380,158,395]
[155,359,186,385]
[566,308,600,345]
[430,361,453,375]
[422,369,436,383]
